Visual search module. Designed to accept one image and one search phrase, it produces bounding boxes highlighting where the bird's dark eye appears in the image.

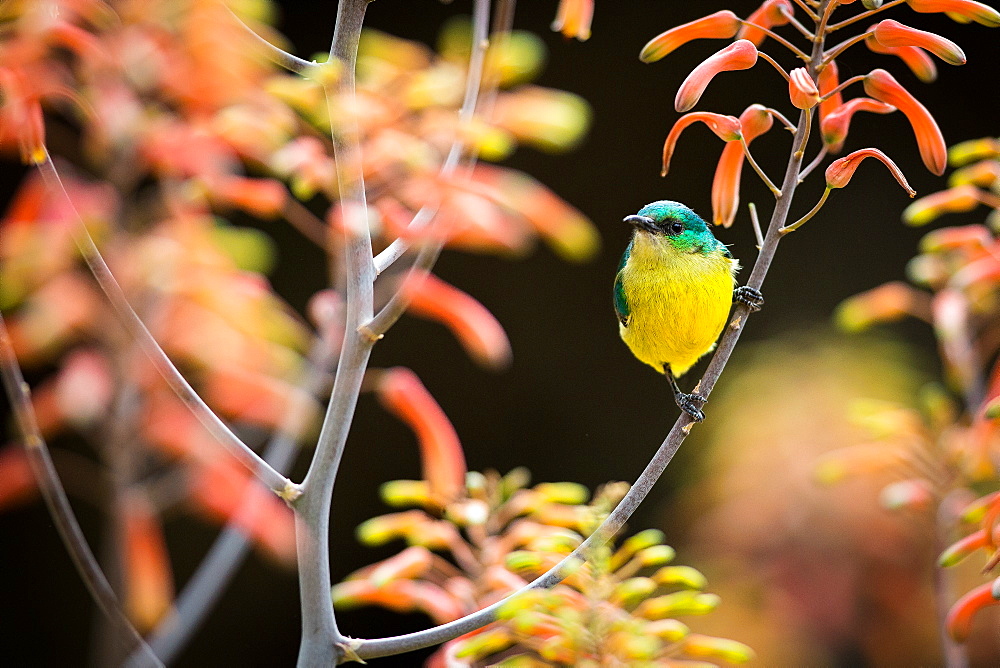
[667,221,684,235]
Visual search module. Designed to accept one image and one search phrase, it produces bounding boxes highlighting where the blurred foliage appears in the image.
[336,468,753,666]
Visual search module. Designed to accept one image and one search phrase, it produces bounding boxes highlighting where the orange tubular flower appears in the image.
[711,105,773,227]
[788,67,820,109]
[122,493,174,632]
[871,20,967,65]
[333,579,465,625]
[213,176,288,218]
[946,583,1000,642]
[639,11,741,62]
[376,367,467,506]
[865,36,938,83]
[674,40,758,113]
[905,0,1000,27]
[817,62,843,122]
[661,112,742,176]
[820,98,896,153]
[903,184,984,225]
[402,272,512,369]
[835,281,931,331]
[0,446,37,511]
[939,529,990,567]
[738,0,794,45]
[189,460,298,564]
[825,148,915,195]
[552,0,594,41]
[864,69,947,175]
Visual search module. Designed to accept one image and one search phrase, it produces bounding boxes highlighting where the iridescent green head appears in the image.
[624,200,726,256]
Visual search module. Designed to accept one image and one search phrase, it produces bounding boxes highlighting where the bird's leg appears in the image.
[734,285,764,312]
[662,364,706,422]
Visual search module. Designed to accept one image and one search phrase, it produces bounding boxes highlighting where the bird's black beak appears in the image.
[623,214,657,233]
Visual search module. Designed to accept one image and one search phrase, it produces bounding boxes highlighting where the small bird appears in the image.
[614,200,762,421]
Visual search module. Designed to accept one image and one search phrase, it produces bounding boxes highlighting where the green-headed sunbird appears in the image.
[614,200,763,421]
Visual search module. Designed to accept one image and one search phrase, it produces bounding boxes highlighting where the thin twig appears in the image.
[819,74,866,102]
[789,0,820,22]
[228,7,318,75]
[741,136,782,197]
[758,51,791,81]
[827,0,906,32]
[823,30,872,65]
[737,20,810,61]
[34,152,295,497]
[798,145,828,182]
[766,107,798,133]
[749,202,764,249]
[283,197,332,249]
[782,10,816,40]
[780,187,831,233]
[0,313,163,667]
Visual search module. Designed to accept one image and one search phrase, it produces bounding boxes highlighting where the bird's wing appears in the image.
[614,272,630,327]
[614,243,632,327]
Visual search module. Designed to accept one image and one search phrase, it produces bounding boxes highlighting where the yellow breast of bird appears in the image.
[618,233,737,377]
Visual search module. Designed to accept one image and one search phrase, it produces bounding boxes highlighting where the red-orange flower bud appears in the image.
[866,37,938,82]
[825,148,915,195]
[864,69,947,175]
[711,105,773,227]
[552,0,594,41]
[376,367,468,506]
[0,446,36,511]
[788,68,820,109]
[402,272,511,369]
[820,98,896,153]
[738,0,794,45]
[214,177,288,218]
[661,112,742,176]
[906,0,1000,27]
[872,19,967,65]
[903,184,983,225]
[639,11,741,62]
[817,62,843,122]
[946,582,1000,642]
[675,40,758,113]
[122,493,174,632]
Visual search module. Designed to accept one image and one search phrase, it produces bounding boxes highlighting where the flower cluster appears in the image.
[335,468,753,666]
[643,0,997,228]
[831,136,1000,644]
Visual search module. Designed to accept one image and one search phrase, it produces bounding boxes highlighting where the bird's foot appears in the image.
[734,286,764,312]
[675,392,707,422]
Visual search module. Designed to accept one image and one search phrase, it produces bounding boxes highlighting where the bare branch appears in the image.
[0,313,163,667]
[35,152,295,497]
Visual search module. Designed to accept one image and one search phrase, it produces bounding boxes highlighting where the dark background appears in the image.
[3,1,999,665]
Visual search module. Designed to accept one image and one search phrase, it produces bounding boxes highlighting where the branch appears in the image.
[34,153,296,498]
[294,0,377,664]
[0,314,163,667]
